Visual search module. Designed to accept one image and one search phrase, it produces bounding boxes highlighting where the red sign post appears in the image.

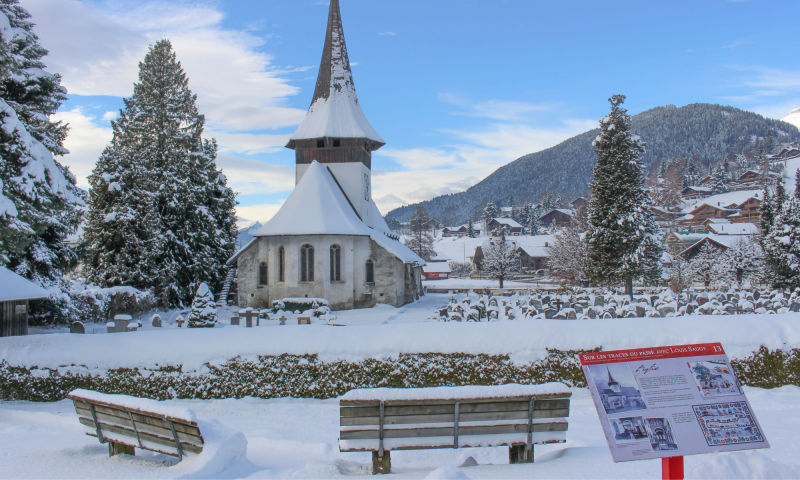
[580,343,768,480]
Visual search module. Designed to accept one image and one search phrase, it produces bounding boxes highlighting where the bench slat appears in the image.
[78,417,202,454]
[339,392,571,407]
[341,408,570,426]
[340,399,570,418]
[339,436,566,452]
[72,400,202,438]
[75,408,204,445]
[69,394,198,426]
[340,421,568,440]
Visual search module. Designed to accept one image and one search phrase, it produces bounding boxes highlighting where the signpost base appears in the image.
[662,456,684,480]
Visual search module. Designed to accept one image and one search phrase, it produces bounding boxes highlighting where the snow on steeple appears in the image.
[288,0,384,145]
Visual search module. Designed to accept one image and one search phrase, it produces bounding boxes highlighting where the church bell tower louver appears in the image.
[286,0,384,228]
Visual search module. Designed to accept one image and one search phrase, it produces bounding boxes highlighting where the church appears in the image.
[230,0,425,311]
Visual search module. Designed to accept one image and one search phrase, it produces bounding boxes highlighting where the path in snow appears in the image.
[1,386,799,479]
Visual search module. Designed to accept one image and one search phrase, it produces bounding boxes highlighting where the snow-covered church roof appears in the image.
[0,266,49,302]
[251,161,423,265]
[286,0,384,147]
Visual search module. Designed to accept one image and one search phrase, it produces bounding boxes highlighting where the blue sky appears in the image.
[25,0,800,223]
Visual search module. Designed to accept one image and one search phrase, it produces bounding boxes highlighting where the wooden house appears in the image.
[486,218,523,235]
[680,186,713,200]
[0,267,49,337]
[571,197,589,210]
[538,209,573,229]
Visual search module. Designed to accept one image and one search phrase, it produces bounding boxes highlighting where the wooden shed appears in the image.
[0,267,49,337]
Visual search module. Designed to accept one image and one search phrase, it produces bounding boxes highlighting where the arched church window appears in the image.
[366,259,374,283]
[330,245,341,281]
[278,246,285,282]
[259,262,268,286]
[301,244,314,282]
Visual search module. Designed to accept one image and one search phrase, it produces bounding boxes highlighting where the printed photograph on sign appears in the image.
[588,364,647,414]
[644,418,679,451]
[608,416,649,445]
[688,360,741,397]
[693,402,764,446]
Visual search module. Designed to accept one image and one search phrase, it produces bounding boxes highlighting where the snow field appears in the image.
[1,386,798,479]
[4,308,800,372]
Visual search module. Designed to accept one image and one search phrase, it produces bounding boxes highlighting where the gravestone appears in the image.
[239,308,259,327]
[544,308,556,319]
[151,315,162,328]
[113,314,132,333]
[790,302,800,313]
[279,316,287,326]
[176,315,185,328]
[298,317,311,325]
[230,315,240,326]
[70,321,85,334]
[106,321,115,333]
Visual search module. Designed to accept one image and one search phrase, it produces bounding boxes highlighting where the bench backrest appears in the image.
[69,393,204,458]
[339,392,570,452]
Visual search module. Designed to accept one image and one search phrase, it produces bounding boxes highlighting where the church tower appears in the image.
[286,0,384,228]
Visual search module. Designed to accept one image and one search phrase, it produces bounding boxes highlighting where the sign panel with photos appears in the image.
[579,343,769,462]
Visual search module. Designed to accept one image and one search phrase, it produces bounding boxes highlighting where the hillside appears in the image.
[387,103,800,224]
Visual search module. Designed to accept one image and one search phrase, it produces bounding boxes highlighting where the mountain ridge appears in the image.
[387,103,800,224]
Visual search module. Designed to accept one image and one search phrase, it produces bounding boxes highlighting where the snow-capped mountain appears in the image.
[783,108,800,129]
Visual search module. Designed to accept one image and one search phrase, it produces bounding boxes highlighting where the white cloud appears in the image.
[101,111,117,121]
[216,154,295,196]
[236,203,285,226]
[372,121,592,213]
[23,0,308,133]
[439,93,549,121]
[52,108,113,188]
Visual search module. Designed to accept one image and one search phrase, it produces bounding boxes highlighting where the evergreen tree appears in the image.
[85,40,237,307]
[529,207,541,235]
[586,95,662,296]
[710,165,730,194]
[762,170,800,290]
[481,200,498,233]
[506,194,515,219]
[519,203,532,232]
[467,217,476,238]
[0,2,83,324]
[685,157,700,186]
[187,282,217,328]
[403,204,435,260]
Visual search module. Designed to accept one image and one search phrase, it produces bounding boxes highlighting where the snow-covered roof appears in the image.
[252,161,423,265]
[673,233,752,251]
[681,190,761,213]
[0,267,49,302]
[480,235,555,258]
[708,223,759,235]
[490,217,522,228]
[429,251,451,262]
[422,262,451,274]
[287,0,384,146]
[432,236,486,262]
[683,186,712,192]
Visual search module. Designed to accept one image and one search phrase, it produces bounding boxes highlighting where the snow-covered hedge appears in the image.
[2,346,799,402]
[272,298,328,314]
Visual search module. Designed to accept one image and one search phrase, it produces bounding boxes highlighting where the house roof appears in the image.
[708,223,759,235]
[249,161,423,265]
[0,267,49,302]
[681,189,761,213]
[422,262,451,273]
[490,218,522,228]
[287,0,384,146]
[480,235,555,259]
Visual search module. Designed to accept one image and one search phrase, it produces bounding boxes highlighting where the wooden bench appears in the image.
[339,384,571,474]
[68,389,204,460]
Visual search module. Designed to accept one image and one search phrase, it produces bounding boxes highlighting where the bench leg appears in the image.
[372,450,391,474]
[509,444,533,464]
[109,441,135,457]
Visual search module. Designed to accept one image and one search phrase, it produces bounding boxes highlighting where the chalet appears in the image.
[680,237,729,261]
[571,197,589,210]
[664,232,751,257]
[539,209,574,229]
[730,196,761,223]
[775,147,800,159]
[0,267,48,337]
[650,206,684,223]
[230,1,425,310]
[486,218,523,235]
[441,225,480,237]
[472,235,554,271]
[698,175,711,186]
[681,186,713,200]
[421,262,451,280]
[679,204,737,226]
[737,170,761,186]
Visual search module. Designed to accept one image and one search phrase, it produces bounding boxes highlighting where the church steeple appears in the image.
[287,0,383,227]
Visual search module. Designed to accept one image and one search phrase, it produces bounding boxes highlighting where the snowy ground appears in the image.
[1,386,798,479]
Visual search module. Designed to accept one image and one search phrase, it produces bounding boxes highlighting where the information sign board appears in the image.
[579,343,769,462]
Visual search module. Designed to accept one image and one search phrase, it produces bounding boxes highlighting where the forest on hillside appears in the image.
[387,103,800,225]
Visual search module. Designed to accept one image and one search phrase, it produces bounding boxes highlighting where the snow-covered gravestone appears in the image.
[70,322,85,334]
[188,283,218,328]
[151,314,162,327]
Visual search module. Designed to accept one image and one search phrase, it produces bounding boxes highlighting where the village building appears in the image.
[570,197,589,210]
[677,190,762,229]
[0,266,48,337]
[485,218,523,235]
[680,186,713,200]
[229,0,424,310]
[472,235,554,272]
[538,209,574,229]
[441,224,480,237]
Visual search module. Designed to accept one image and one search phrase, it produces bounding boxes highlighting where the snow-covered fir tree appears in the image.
[505,195,515,218]
[519,203,532,232]
[467,217,476,238]
[187,282,217,328]
[586,95,662,296]
[710,165,730,194]
[403,204,435,261]
[481,200,499,230]
[84,40,237,307]
[762,170,800,290]
[481,234,519,288]
[685,157,700,186]
[0,2,84,324]
[529,206,542,235]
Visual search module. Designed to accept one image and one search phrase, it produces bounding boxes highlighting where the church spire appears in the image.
[287,0,384,148]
